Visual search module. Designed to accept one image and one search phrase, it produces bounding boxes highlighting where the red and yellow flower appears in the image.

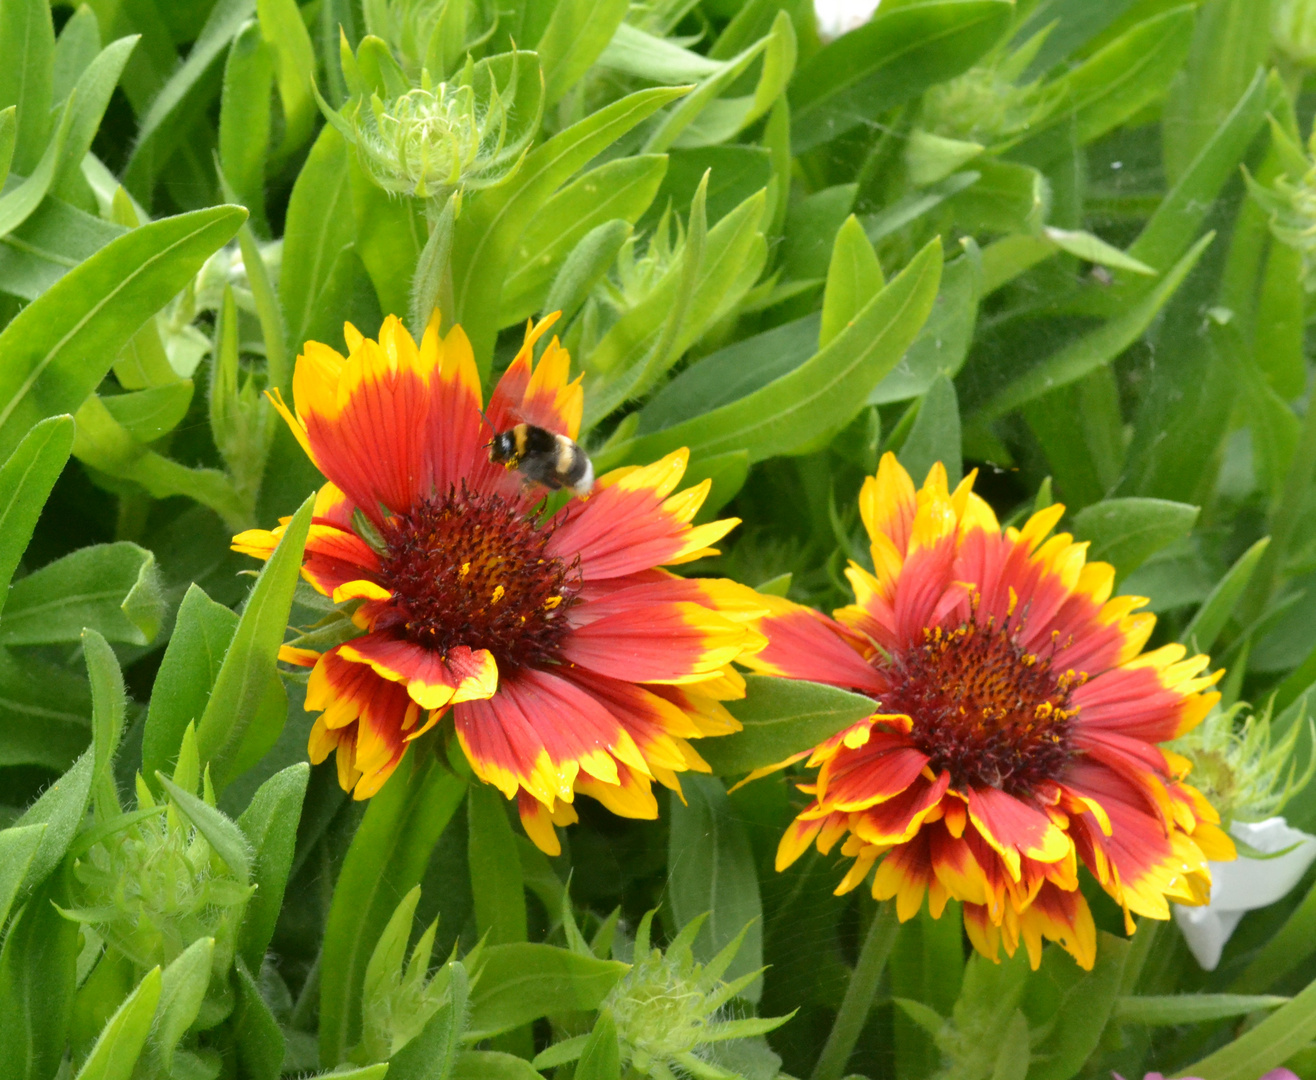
[741,454,1233,969]
[235,312,767,854]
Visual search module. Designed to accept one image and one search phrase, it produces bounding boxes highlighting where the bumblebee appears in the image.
[488,422,595,496]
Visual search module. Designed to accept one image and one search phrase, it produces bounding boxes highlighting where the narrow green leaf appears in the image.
[990,1009,1029,1080]
[0,204,246,461]
[1043,227,1154,274]
[1,542,163,646]
[598,236,942,470]
[256,0,316,153]
[469,783,528,947]
[975,232,1212,421]
[0,414,73,619]
[51,6,98,107]
[820,214,884,350]
[193,492,313,789]
[898,374,961,488]
[0,823,43,930]
[790,0,1012,152]
[219,20,274,235]
[465,943,628,1039]
[452,1051,543,1079]
[1022,932,1128,1080]
[53,35,138,200]
[1185,973,1316,1080]
[236,762,310,971]
[537,0,629,105]
[0,0,54,174]
[233,957,285,1080]
[152,937,214,1071]
[389,962,469,1080]
[13,749,93,893]
[142,584,239,787]
[156,775,253,882]
[1113,993,1289,1026]
[100,381,194,442]
[280,124,353,354]
[668,775,763,1002]
[1181,537,1271,653]
[452,85,689,374]
[0,104,16,189]
[542,219,633,328]
[575,1010,622,1080]
[82,628,125,821]
[73,967,162,1080]
[320,756,466,1065]
[1072,498,1199,580]
[0,874,79,1079]
[700,675,876,777]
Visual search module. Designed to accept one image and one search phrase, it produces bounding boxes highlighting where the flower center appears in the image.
[376,486,580,670]
[881,620,1084,795]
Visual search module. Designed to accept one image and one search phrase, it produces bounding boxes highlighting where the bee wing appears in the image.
[506,404,568,438]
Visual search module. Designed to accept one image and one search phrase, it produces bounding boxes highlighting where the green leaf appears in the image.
[320,757,466,1065]
[124,0,255,197]
[236,762,310,971]
[789,0,1013,153]
[256,0,316,154]
[898,374,962,488]
[597,235,942,471]
[784,182,855,281]
[1009,7,1194,165]
[542,219,633,328]
[1126,68,1268,278]
[83,627,125,821]
[280,124,354,355]
[668,775,763,1002]
[465,943,628,1039]
[0,91,75,242]
[990,1009,1029,1080]
[233,957,285,1080]
[0,874,79,1079]
[157,774,253,882]
[1184,972,1316,1080]
[451,85,689,374]
[13,749,93,893]
[1161,0,1271,185]
[947,161,1046,236]
[820,214,884,350]
[1113,993,1289,1026]
[52,6,99,107]
[0,646,91,771]
[0,414,73,618]
[142,583,239,788]
[0,541,164,647]
[501,154,667,325]
[1042,227,1154,275]
[0,192,125,302]
[72,966,162,1080]
[574,1010,622,1080]
[0,0,54,174]
[700,674,876,777]
[0,204,245,461]
[870,248,979,405]
[469,783,528,947]
[219,20,274,235]
[1071,498,1199,580]
[1021,932,1128,1080]
[0,823,43,930]
[1180,537,1270,653]
[101,382,194,442]
[151,937,214,1072]
[537,0,629,106]
[0,104,16,189]
[452,1051,544,1080]
[53,35,138,200]
[973,232,1213,422]
[388,962,469,1080]
[193,492,313,790]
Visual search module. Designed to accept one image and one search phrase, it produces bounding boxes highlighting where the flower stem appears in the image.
[811,900,901,1080]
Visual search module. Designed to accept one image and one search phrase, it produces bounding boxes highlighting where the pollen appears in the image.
[881,617,1078,795]
[374,483,580,670]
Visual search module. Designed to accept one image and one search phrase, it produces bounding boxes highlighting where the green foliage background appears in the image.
[2,0,1316,1077]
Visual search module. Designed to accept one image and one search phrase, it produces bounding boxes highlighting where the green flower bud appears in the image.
[1173,701,1316,826]
[600,911,791,1079]
[62,727,254,982]
[353,885,479,1063]
[920,64,1051,148]
[1247,136,1316,292]
[323,50,542,201]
